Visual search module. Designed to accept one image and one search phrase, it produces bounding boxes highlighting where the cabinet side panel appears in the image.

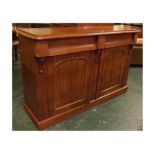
[19,36,38,118]
[121,45,133,86]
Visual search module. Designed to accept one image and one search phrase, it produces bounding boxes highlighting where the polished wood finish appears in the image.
[18,25,139,129]
[17,25,139,40]
[48,51,92,115]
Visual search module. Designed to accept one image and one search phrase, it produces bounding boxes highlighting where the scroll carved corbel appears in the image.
[35,57,46,74]
[128,44,134,55]
[121,45,133,55]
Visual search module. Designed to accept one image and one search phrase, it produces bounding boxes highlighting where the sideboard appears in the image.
[17,24,139,129]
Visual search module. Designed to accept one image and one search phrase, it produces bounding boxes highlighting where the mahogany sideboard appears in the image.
[17,25,139,129]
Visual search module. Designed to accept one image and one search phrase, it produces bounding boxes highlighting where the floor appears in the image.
[13,60,143,131]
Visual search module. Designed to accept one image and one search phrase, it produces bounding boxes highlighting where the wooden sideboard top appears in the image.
[17,25,140,40]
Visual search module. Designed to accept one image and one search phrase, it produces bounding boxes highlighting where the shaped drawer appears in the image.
[48,36,96,56]
[98,33,134,48]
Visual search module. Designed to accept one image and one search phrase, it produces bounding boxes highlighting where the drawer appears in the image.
[98,33,134,48]
[48,36,96,56]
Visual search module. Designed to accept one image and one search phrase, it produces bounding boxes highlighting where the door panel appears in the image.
[48,51,92,114]
[96,45,131,98]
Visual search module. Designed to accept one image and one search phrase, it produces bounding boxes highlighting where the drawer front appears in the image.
[48,37,96,56]
[98,33,134,48]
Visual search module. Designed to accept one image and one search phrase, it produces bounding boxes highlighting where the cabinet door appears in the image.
[96,45,131,98]
[47,51,92,115]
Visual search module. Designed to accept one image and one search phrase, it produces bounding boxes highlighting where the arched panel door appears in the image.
[47,51,92,115]
[96,45,131,98]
